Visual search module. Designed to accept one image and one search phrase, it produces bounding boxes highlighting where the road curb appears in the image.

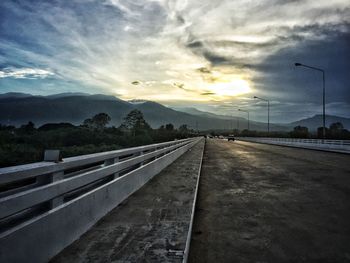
[182,138,205,263]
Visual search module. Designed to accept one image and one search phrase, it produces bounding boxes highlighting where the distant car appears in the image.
[218,135,224,139]
[227,135,235,141]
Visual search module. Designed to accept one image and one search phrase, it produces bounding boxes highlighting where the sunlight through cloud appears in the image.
[207,79,251,97]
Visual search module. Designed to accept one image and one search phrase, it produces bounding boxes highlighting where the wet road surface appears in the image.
[189,139,350,263]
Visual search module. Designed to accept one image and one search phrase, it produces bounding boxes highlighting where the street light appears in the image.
[238,109,249,130]
[295,62,326,140]
[253,96,270,134]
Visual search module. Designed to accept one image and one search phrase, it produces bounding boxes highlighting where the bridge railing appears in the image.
[0,137,201,263]
[236,137,350,152]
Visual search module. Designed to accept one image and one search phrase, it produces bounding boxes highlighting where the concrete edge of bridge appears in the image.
[236,138,350,155]
[50,137,206,262]
[0,138,202,263]
[182,138,205,263]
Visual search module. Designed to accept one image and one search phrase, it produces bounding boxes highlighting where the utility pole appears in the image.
[253,96,270,134]
[295,62,326,141]
[238,109,250,131]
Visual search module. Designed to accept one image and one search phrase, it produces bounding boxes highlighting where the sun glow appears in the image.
[207,79,251,97]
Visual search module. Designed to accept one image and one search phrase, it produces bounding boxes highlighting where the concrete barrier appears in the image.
[0,138,200,263]
[236,137,350,153]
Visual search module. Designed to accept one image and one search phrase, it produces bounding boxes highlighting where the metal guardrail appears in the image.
[0,137,201,263]
[236,137,350,152]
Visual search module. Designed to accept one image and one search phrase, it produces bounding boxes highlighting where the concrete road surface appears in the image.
[189,139,350,263]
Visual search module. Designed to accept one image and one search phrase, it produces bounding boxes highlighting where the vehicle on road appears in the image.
[227,135,235,141]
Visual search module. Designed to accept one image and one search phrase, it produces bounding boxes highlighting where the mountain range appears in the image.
[0,92,349,131]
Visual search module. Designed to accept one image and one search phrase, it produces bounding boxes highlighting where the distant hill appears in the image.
[0,92,271,130]
[172,107,233,120]
[171,106,289,131]
[289,114,350,131]
[175,107,350,131]
[0,92,33,99]
[0,93,132,127]
[46,92,89,99]
[0,92,348,131]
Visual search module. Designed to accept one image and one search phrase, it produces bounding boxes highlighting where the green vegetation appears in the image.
[2,107,349,168]
[0,110,195,168]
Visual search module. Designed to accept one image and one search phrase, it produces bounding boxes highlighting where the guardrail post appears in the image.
[50,171,64,208]
[131,152,142,167]
[155,146,161,158]
[36,170,64,208]
[104,157,120,178]
[152,147,158,161]
[141,151,147,165]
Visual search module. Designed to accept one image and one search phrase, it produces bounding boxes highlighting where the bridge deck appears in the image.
[189,139,350,262]
[51,140,204,262]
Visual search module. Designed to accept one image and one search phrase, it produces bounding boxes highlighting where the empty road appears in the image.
[189,139,350,263]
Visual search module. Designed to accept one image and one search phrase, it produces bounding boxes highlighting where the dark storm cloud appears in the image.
[212,39,281,49]
[201,92,216,96]
[131,81,140,85]
[197,67,211,74]
[202,51,230,65]
[186,40,233,66]
[186,41,204,49]
[252,32,350,104]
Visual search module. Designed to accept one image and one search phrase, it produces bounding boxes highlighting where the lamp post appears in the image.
[238,109,249,130]
[295,62,326,141]
[254,96,270,134]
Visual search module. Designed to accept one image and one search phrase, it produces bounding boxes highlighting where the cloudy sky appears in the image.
[0,0,349,122]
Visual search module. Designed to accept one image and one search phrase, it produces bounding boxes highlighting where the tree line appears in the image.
[1,108,349,167]
[0,109,195,168]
